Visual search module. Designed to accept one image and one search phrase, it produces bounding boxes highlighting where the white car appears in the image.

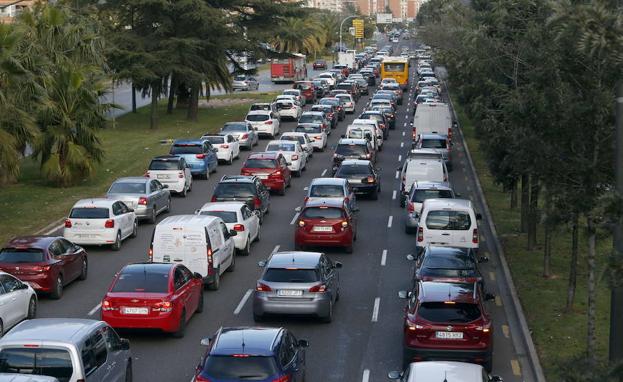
[201,134,240,165]
[274,99,302,120]
[335,93,355,113]
[275,94,301,107]
[245,110,280,138]
[389,361,502,382]
[146,155,193,195]
[0,272,37,336]
[63,198,138,251]
[295,124,327,151]
[281,89,305,105]
[280,132,314,158]
[317,72,337,88]
[265,140,307,177]
[196,202,260,256]
[352,118,384,148]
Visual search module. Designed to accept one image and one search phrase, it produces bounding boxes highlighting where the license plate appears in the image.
[312,226,333,232]
[122,307,149,315]
[435,331,463,339]
[156,174,170,179]
[256,174,268,179]
[278,289,303,296]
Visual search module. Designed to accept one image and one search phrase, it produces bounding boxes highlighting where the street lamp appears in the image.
[339,15,358,55]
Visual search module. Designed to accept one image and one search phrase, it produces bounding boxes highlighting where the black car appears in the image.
[332,139,375,173]
[369,105,396,129]
[334,159,381,200]
[211,175,270,223]
[311,104,338,129]
[411,246,489,290]
[319,97,345,121]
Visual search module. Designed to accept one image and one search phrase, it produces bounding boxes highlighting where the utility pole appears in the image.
[339,15,357,57]
[610,81,623,365]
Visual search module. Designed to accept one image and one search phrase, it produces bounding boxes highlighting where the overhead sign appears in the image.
[377,13,393,24]
[353,19,364,38]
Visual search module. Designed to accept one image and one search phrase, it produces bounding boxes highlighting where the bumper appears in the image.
[233,233,248,250]
[216,150,231,161]
[288,160,303,172]
[19,274,54,292]
[344,105,355,113]
[63,230,117,246]
[295,228,353,247]
[403,345,492,365]
[255,127,275,136]
[351,184,377,194]
[253,292,331,317]
[280,111,298,119]
[187,162,209,175]
[158,180,185,193]
[260,178,286,192]
[102,310,180,332]
[134,205,155,219]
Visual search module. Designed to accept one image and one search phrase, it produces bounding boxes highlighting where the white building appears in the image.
[305,0,343,13]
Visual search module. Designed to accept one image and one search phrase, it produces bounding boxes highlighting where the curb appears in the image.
[34,218,65,236]
[445,82,546,382]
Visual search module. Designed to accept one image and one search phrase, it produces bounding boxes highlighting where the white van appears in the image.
[150,215,237,290]
[351,119,383,148]
[345,125,380,151]
[416,199,481,253]
[399,158,448,204]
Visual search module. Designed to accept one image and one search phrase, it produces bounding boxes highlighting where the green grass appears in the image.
[0,92,277,245]
[452,98,611,379]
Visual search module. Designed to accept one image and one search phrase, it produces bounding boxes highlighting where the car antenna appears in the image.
[443,371,448,382]
[242,330,246,354]
[448,285,452,301]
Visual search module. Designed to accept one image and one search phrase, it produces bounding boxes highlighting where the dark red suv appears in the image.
[399,281,494,371]
[241,152,292,195]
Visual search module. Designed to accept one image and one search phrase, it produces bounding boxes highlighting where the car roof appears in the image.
[199,202,246,212]
[172,139,203,145]
[212,327,283,357]
[341,159,371,166]
[423,198,473,210]
[247,110,271,115]
[157,214,221,227]
[302,198,345,209]
[0,319,104,344]
[111,177,150,184]
[248,152,279,160]
[73,198,115,208]
[419,281,478,304]
[219,175,256,184]
[407,361,483,381]
[310,178,347,186]
[4,236,58,249]
[338,138,367,145]
[268,251,323,269]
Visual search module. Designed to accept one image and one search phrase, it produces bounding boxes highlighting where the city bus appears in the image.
[380,57,409,89]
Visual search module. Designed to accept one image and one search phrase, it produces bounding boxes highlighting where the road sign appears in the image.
[349,27,355,37]
[353,19,364,38]
[376,13,392,24]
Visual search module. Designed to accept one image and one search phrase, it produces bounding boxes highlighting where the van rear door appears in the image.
[423,208,474,247]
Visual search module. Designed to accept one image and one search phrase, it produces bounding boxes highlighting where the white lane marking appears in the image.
[234,289,253,315]
[381,249,387,266]
[392,190,397,200]
[321,169,327,176]
[304,187,309,191]
[387,215,393,228]
[403,122,407,127]
[272,245,280,254]
[400,142,404,148]
[88,303,101,316]
[290,212,300,225]
[362,369,370,382]
[395,171,399,179]
[406,108,410,113]
[402,131,406,136]
[398,155,402,162]
[371,297,381,322]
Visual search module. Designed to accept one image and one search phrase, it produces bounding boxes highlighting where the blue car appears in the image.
[194,327,308,382]
[170,139,218,179]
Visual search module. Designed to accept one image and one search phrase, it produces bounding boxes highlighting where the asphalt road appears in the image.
[39,38,534,382]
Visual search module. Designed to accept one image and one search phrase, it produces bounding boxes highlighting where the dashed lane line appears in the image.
[362,369,370,382]
[398,155,402,162]
[88,303,101,316]
[502,325,510,338]
[381,249,387,266]
[234,289,253,315]
[321,169,327,176]
[371,297,381,322]
[395,171,400,179]
[511,360,522,376]
[489,272,496,281]
[495,296,503,307]
[272,245,280,254]
[392,190,397,200]
[290,212,300,225]
[387,216,393,228]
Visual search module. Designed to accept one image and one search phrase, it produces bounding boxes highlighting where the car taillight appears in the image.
[256,282,272,292]
[407,202,415,213]
[472,228,479,244]
[153,301,173,312]
[36,265,51,272]
[196,154,206,159]
[194,375,211,382]
[241,133,249,139]
[233,224,245,232]
[298,220,305,227]
[148,246,153,261]
[144,171,150,177]
[138,197,148,205]
[291,154,299,160]
[365,153,371,159]
[211,196,217,202]
[309,283,327,293]
[341,220,349,228]
[304,196,309,203]
[222,144,229,148]
[102,299,118,311]
[105,219,115,229]
[406,318,424,331]
[64,219,72,228]
[417,227,424,242]
[272,376,290,382]
[412,129,417,140]
[254,197,262,209]
[366,176,375,183]
[270,170,282,177]
[207,247,214,275]
[265,120,273,125]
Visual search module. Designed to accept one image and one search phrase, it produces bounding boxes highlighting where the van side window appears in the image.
[208,226,222,248]
[220,222,229,238]
[82,330,107,375]
[92,331,108,368]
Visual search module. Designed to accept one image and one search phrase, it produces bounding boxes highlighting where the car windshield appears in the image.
[170,144,202,155]
[310,185,344,198]
[222,123,248,132]
[282,136,306,145]
[296,125,321,134]
[204,136,225,144]
[295,83,311,90]
[283,91,298,96]
[302,207,344,219]
[299,114,322,124]
[266,143,295,152]
[234,75,246,81]
[108,182,146,194]
[246,114,269,122]
[426,210,472,230]
[0,248,45,263]
[200,211,238,223]
[335,144,366,156]
[412,189,454,203]
[111,268,170,293]
[347,129,367,139]
[276,102,293,110]
[336,164,371,177]
[0,347,74,382]
[244,159,276,169]
[421,139,447,149]
[202,356,278,380]
[214,183,256,197]
[418,302,481,323]
[263,268,319,282]
[69,207,109,219]
[149,160,179,170]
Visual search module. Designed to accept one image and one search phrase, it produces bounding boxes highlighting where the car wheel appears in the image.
[180,186,187,198]
[227,253,236,272]
[405,226,414,234]
[484,358,493,373]
[207,269,220,291]
[253,313,264,322]
[196,290,204,313]
[172,310,186,338]
[278,185,286,196]
[188,180,193,192]
[0,320,4,338]
[78,258,88,280]
[294,170,301,178]
[148,207,157,224]
[204,168,210,180]
[111,231,122,251]
[254,228,261,242]
[27,296,37,319]
[370,189,379,200]
[227,154,233,165]
[51,275,63,299]
[335,288,340,302]
[322,301,333,323]
[240,238,251,256]
[130,220,138,238]
[125,362,133,382]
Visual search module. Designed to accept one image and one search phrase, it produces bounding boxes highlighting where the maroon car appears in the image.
[294,198,357,253]
[0,236,88,299]
[313,59,327,70]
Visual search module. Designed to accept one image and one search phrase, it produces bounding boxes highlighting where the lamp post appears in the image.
[339,15,358,56]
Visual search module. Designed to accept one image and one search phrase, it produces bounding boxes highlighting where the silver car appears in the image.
[106,177,171,223]
[404,181,455,233]
[253,251,342,322]
[0,319,132,382]
[220,121,258,150]
[232,75,259,91]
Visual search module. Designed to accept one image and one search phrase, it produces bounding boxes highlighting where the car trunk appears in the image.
[105,292,171,317]
[153,227,209,276]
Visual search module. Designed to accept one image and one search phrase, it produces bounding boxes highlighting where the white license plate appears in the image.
[256,174,268,179]
[278,289,303,297]
[156,174,170,179]
[435,331,463,339]
[122,307,149,315]
[312,226,333,232]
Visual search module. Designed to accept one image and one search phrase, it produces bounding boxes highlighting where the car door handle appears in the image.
[441,233,451,236]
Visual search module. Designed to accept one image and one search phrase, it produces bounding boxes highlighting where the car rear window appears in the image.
[149,160,179,171]
[276,102,292,110]
[421,139,447,149]
[266,143,295,152]
[222,123,247,132]
[204,136,225,144]
[301,207,344,219]
[111,268,169,293]
[335,144,366,156]
[336,164,371,177]
[426,210,472,230]
[244,159,276,169]
[202,355,278,380]
[0,347,74,382]
[263,268,319,282]
[69,208,109,219]
[200,211,238,223]
[246,114,269,122]
[234,75,246,81]
[417,302,481,323]
[423,255,475,270]
[319,99,339,107]
[170,144,203,155]
[299,115,322,124]
[281,136,306,145]
[310,185,344,198]
[0,248,45,263]
[296,125,321,134]
[250,104,270,111]
[412,189,454,203]
[108,182,146,194]
[214,183,256,198]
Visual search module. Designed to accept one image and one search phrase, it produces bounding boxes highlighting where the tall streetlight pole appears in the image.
[339,15,358,55]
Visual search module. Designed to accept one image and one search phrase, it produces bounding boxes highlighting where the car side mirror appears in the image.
[229,229,238,237]
[396,166,402,171]
[334,261,343,269]
[455,192,461,197]
[406,254,415,261]
[128,208,135,213]
[287,162,292,166]
[490,376,503,382]
[295,206,302,213]
[298,339,310,348]
[162,184,169,189]
[485,293,496,301]
[194,209,200,215]
[258,260,267,267]
[476,213,483,220]
[193,272,203,279]
[253,210,261,216]
[253,127,258,131]
[478,256,489,263]
[398,290,410,299]
[388,371,403,380]
[118,338,130,351]
[200,337,211,347]
[341,134,346,138]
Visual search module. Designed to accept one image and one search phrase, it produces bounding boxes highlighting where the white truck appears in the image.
[412,102,453,142]
[338,50,357,70]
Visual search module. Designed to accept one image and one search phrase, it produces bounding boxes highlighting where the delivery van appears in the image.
[416,199,481,254]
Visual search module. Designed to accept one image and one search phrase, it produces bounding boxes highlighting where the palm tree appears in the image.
[271,17,326,55]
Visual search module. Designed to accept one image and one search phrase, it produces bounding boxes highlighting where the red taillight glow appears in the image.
[241,133,249,139]
[272,375,290,382]
[194,374,211,382]
[233,224,245,232]
[472,228,479,244]
[104,219,115,229]
[178,171,184,179]
[256,282,272,292]
[144,171,150,177]
[211,196,217,202]
[196,154,206,159]
[102,299,118,311]
[366,176,375,183]
[265,120,273,125]
[291,154,299,160]
[417,227,424,242]
[222,144,229,149]
[148,246,153,261]
[309,283,327,293]
[407,202,415,213]
[253,197,262,209]
[270,171,282,177]
[153,301,173,312]
[138,197,148,206]
[64,219,72,228]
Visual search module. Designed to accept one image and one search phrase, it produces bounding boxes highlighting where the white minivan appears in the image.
[346,124,380,152]
[150,215,237,290]
[399,157,448,205]
[416,199,481,254]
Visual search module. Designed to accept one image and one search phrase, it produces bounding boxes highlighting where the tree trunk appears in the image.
[527,176,540,250]
[566,214,579,311]
[586,214,597,365]
[521,173,530,233]
[149,80,160,130]
[543,224,551,278]
[176,82,190,109]
[131,84,137,113]
[186,84,199,121]
[167,74,177,114]
[510,180,518,210]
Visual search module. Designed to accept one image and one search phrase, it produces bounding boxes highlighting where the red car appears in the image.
[294,198,357,253]
[294,81,317,104]
[313,59,327,70]
[400,281,494,371]
[241,152,292,195]
[101,262,203,337]
[333,64,350,78]
[0,236,88,299]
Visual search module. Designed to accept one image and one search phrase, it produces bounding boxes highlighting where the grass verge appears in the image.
[452,95,611,380]
[0,92,277,245]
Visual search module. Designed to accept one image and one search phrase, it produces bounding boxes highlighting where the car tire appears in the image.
[370,189,379,200]
[227,154,233,165]
[165,198,171,213]
[294,170,301,178]
[322,302,333,323]
[240,238,251,256]
[180,186,187,198]
[278,185,286,196]
[0,320,4,338]
[196,290,204,313]
[253,313,264,322]
[227,253,236,272]
[204,168,210,180]
[484,358,493,373]
[405,226,414,234]
[78,258,88,280]
[254,229,261,242]
[27,296,37,319]
[148,207,157,224]
[51,275,63,299]
[130,220,138,238]
[188,181,192,192]
[207,269,220,291]
[125,362,133,382]
[172,311,186,338]
[111,231,122,251]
